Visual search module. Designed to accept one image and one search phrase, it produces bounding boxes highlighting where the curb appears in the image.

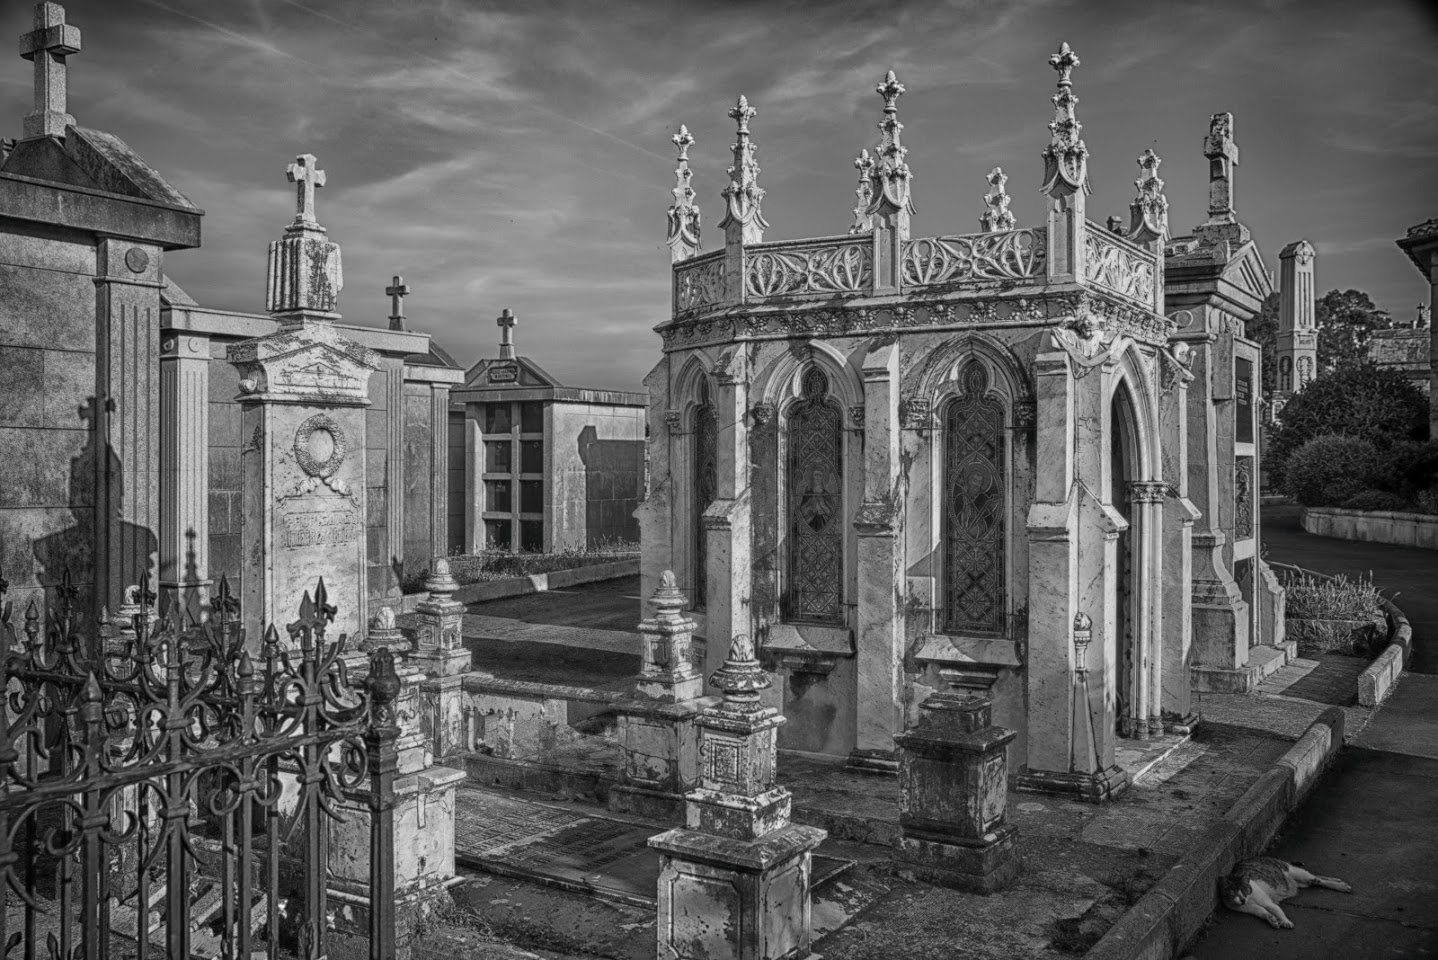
[1084,707,1346,960]
[396,558,639,613]
[1267,561,1410,708]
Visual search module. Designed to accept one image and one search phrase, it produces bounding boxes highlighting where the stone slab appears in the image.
[453,787,850,908]
[396,558,640,613]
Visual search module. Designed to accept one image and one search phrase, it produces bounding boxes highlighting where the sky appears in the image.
[2,0,1435,392]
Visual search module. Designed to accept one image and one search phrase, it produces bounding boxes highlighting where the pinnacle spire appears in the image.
[1041,42,1090,198]
[719,96,767,244]
[980,166,1015,232]
[666,125,702,262]
[849,148,875,234]
[866,70,915,223]
[1127,148,1168,244]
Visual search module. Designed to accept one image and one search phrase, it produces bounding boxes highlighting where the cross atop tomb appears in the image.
[497,308,516,360]
[386,275,409,331]
[287,154,326,227]
[1202,112,1238,220]
[19,3,82,140]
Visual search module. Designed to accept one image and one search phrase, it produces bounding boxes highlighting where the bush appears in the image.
[1268,362,1428,485]
[1372,439,1438,499]
[1282,571,1384,621]
[1341,489,1413,512]
[1280,434,1380,506]
[1416,487,1438,516]
[445,538,640,586]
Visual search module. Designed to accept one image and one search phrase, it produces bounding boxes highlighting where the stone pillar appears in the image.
[384,360,406,597]
[158,331,211,617]
[1125,482,1167,739]
[463,404,484,554]
[409,559,472,765]
[649,634,826,960]
[429,384,450,560]
[227,320,378,646]
[94,237,165,615]
[636,358,674,606]
[895,693,1019,892]
[702,348,751,687]
[1158,347,1200,730]
[636,571,703,702]
[850,343,902,772]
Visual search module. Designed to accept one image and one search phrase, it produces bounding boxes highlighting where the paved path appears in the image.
[1189,506,1438,958]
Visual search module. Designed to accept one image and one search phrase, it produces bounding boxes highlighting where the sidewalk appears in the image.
[1185,505,1438,959]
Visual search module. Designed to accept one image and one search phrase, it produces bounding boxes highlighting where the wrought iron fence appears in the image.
[0,569,399,960]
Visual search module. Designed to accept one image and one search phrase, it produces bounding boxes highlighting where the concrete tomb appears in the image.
[453,310,647,554]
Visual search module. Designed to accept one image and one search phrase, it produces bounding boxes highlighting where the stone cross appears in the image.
[386,275,409,331]
[497,308,516,360]
[19,2,82,140]
[287,154,326,226]
[1203,112,1239,219]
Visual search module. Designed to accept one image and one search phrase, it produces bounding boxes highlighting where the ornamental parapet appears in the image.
[1082,221,1159,308]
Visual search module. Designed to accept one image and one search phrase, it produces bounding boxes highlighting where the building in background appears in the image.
[453,310,646,554]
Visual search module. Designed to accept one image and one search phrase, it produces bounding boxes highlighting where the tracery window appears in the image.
[692,379,718,609]
[942,364,1007,635]
[785,368,844,624]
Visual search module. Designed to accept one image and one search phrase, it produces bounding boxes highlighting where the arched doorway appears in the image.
[1110,382,1140,737]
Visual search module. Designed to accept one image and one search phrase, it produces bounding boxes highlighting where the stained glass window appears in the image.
[693,379,718,609]
[943,364,1006,635]
[786,368,844,624]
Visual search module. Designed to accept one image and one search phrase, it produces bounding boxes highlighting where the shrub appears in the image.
[1268,362,1428,485]
[1282,571,1384,621]
[1416,487,1438,516]
[1279,434,1379,506]
[1341,489,1412,512]
[1372,439,1438,499]
[444,538,640,586]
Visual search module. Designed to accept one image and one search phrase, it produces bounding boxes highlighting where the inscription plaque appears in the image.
[282,508,361,548]
[1235,357,1254,444]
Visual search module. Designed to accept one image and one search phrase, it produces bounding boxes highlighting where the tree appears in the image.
[1267,361,1429,484]
[1248,291,1279,394]
[1315,289,1392,370]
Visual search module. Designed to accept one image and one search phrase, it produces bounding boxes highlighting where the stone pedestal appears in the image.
[895,693,1020,893]
[411,560,472,762]
[636,570,703,702]
[649,635,825,960]
[227,318,379,648]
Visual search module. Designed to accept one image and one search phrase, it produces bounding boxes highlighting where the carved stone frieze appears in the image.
[902,228,1046,288]
[746,239,872,298]
[853,498,896,533]
[900,396,931,430]
[848,404,866,429]
[1125,481,1167,505]
[1083,228,1157,307]
[1013,400,1036,428]
[751,402,776,427]
[664,410,684,432]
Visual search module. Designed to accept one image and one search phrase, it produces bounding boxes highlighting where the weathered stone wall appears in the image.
[0,222,99,615]
[401,382,434,583]
[546,401,645,550]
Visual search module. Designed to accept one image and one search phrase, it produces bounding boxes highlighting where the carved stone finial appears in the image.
[287,154,327,227]
[866,70,915,224]
[849,148,875,234]
[1041,43,1090,199]
[666,125,702,262]
[708,633,771,710]
[1203,112,1239,220]
[1127,148,1169,244]
[424,557,459,598]
[496,308,517,360]
[385,275,410,332]
[661,569,677,590]
[719,96,768,245]
[979,166,1015,232]
[20,3,82,139]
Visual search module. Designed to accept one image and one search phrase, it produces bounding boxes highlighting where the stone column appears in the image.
[895,693,1019,892]
[1126,481,1167,739]
[94,237,165,615]
[227,319,378,646]
[429,384,450,560]
[384,359,406,597]
[850,343,903,772]
[702,348,752,687]
[637,358,674,605]
[463,404,484,554]
[1158,348,1200,729]
[158,330,211,617]
[649,634,826,960]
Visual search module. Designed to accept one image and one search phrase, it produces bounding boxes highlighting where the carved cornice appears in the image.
[659,288,1174,351]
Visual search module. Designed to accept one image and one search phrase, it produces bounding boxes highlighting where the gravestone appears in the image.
[227,155,379,645]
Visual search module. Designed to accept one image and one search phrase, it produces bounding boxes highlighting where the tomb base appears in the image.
[846,747,900,775]
[1012,765,1130,803]
[650,823,826,960]
[609,783,688,822]
[899,824,1020,894]
[1163,711,1201,736]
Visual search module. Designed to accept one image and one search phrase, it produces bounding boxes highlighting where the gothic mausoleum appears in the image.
[638,44,1284,800]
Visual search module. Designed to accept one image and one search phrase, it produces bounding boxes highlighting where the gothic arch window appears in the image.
[1279,356,1292,392]
[785,367,844,624]
[692,378,717,609]
[942,363,1007,635]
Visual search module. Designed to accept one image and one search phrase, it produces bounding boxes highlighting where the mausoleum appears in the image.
[453,311,646,553]
[639,45,1285,799]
